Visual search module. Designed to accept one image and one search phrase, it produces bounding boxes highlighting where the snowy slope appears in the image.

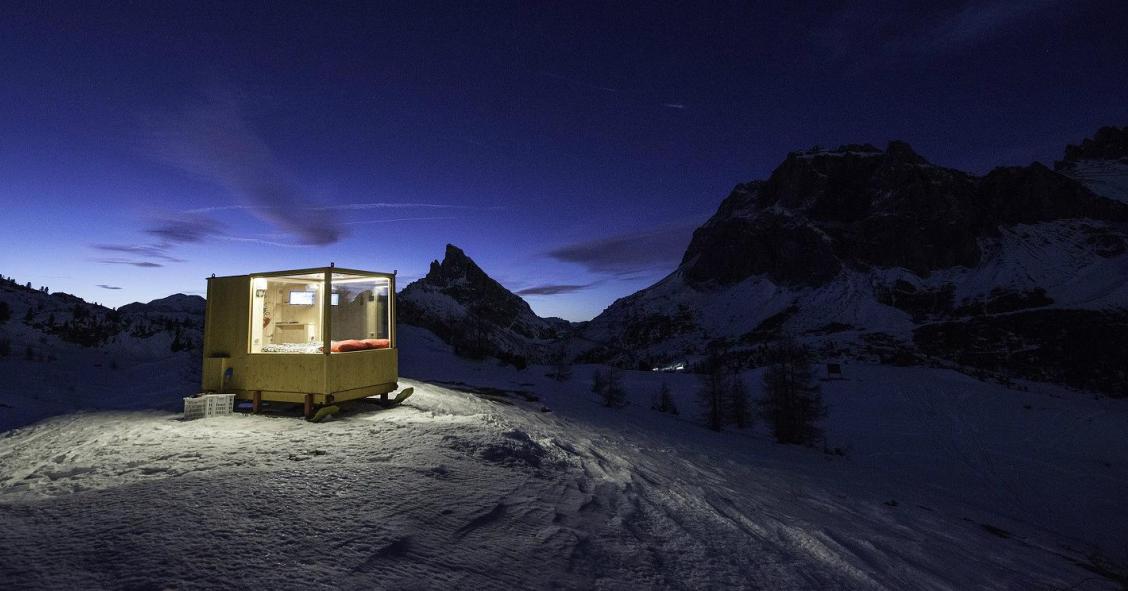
[1061,159,1128,204]
[2,331,1125,589]
[581,217,1128,361]
[1056,126,1128,204]
[0,282,202,431]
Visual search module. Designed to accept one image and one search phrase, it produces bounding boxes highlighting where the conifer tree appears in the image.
[759,340,826,445]
[698,356,727,431]
[727,375,752,429]
[657,382,678,415]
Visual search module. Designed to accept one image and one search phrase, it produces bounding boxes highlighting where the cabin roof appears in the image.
[208,266,396,280]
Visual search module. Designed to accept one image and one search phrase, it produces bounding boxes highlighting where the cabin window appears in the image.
[249,273,326,354]
[330,274,391,346]
[248,271,392,354]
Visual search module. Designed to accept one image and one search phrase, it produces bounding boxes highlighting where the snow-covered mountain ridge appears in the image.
[578,129,1128,395]
[0,279,204,430]
[398,244,571,365]
[1056,125,1128,205]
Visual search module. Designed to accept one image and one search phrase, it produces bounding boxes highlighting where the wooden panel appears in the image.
[202,358,224,391]
[328,348,398,394]
[237,354,326,394]
[201,276,250,391]
[203,276,250,356]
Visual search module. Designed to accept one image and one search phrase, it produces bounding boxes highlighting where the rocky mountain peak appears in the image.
[883,140,928,166]
[399,244,568,363]
[422,244,490,288]
[1058,126,1128,166]
[679,132,1128,290]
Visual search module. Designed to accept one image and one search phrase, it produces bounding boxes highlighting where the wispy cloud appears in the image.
[311,202,505,212]
[815,0,1064,63]
[144,215,223,244]
[217,236,319,248]
[183,202,503,214]
[146,87,343,245]
[662,103,687,110]
[515,283,597,296]
[342,216,458,226]
[91,243,184,263]
[924,0,1061,53]
[94,258,164,268]
[546,222,699,277]
[97,284,123,290]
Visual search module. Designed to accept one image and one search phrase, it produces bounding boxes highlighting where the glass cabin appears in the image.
[201,266,399,417]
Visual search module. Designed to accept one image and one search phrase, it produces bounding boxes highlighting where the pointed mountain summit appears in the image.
[398,244,568,364]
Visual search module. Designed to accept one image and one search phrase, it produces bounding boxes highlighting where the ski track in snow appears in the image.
[0,331,1126,589]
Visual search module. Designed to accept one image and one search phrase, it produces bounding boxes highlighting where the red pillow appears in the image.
[361,338,390,350]
[336,339,366,352]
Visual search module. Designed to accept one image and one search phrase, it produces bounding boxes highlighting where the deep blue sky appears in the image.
[1,1,1126,320]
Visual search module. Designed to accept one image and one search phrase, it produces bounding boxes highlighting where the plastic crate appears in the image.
[183,393,235,420]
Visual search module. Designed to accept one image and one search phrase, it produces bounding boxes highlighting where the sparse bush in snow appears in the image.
[0,337,10,357]
[654,382,679,415]
[547,345,572,382]
[592,368,627,408]
[759,340,826,445]
[698,356,727,431]
[591,369,607,396]
[727,375,752,429]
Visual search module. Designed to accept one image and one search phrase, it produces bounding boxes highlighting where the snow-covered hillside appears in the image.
[577,133,1128,396]
[1057,125,1128,204]
[1,327,1125,589]
[0,280,203,430]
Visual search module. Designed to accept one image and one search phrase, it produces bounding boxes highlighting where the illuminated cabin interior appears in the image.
[201,266,398,417]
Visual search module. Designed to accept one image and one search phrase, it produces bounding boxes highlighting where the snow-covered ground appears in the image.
[0,326,1125,589]
[0,323,195,432]
[1063,159,1128,204]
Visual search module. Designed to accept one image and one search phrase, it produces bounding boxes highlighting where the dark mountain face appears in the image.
[1058,126,1128,165]
[407,244,538,332]
[680,141,1128,290]
[977,163,1128,225]
[398,244,568,364]
[582,129,1128,395]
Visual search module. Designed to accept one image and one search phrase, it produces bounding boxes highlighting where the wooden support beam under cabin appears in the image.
[304,393,313,420]
[252,391,261,413]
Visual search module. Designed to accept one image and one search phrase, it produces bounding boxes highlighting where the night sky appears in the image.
[2,2,1126,320]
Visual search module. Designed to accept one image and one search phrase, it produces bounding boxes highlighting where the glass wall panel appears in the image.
[328,275,391,352]
[249,274,325,353]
